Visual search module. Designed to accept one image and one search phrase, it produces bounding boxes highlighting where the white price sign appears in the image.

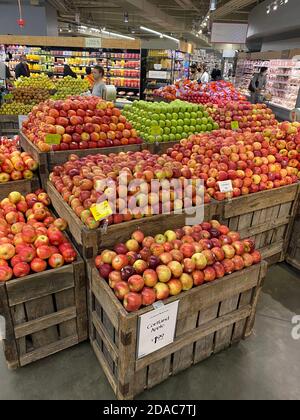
[85,38,102,49]
[218,180,233,193]
[137,301,179,359]
[18,115,27,129]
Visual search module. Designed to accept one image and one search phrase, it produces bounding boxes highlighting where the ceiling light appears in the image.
[273,1,278,10]
[163,34,180,43]
[266,5,270,13]
[140,26,163,37]
[124,12,129,23]
[101,30,135,40]
[210,0,217,11]
[198,29,202,34]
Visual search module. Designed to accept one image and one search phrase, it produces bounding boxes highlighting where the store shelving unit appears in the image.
[4,44,141,100]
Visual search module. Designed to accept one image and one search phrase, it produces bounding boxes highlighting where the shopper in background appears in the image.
[92,66,106,99]
[47,72,54,80]
[63,64,77,79]
[211,64,222,81]
[190,64,198,81]
[85,66,94,88]
[249,66,268,103]
[200,65,209,84]
[15,55,30,79]
[0,60,13,88]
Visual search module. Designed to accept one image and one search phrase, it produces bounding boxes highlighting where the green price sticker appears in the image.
[4,93,13,100]
[231,121,239,131]
[150,125,162,136]
[45,134,61,145]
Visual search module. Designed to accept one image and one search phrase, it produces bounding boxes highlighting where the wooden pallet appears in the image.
[47,179,221,259]
[0,247,87,369]
[0,115,19,136]
[87,260,267,400]
[219,183,300,265]
[286,201,300,270]
[0,177,40,201]
[20,131,144,188]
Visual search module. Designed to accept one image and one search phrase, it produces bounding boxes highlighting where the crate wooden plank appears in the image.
[133,368,147,396]
[6,266,75,306]
[14,306,77,339]
[136,305,252,371]
[232,289,253,342]
[194,304,219,364]
[147,356,171,389]
[0,283,19,369]
[73,260,88,342]
[214,294,240,353]
[223,184,299,218]
[0,177,40,201]
[92,311,118,364]
[11,304,27,357]
[20,335,78,367]
[54,289,77,339]
[173,313,198,374]
[25,295,59,348]
[91,339,118,395]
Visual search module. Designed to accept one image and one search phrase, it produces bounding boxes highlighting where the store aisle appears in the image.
[0,263,299,401]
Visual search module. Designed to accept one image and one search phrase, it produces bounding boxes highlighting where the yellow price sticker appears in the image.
[231,121,239,131]
[45,134,61,145]
[150,125,162,136]
[90,201,113,222]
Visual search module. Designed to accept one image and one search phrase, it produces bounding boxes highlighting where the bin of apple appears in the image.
[122,99,219,143]
[22,96,142,152]
[0,150,38,183]
[154,80,246,105]
[0,136,19,153]
[207,101,278,132]
[0,190,77,282]
[95,222,262,312]
[166,122,300,201]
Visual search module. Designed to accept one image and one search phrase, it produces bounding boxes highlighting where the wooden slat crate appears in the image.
[47,180,221,259]
[286,202,300,270]
[0,115,19,136]
[142,141,178,155]
[219,184,300,265]
[87,260,267,400]
[0,250,87,369]
[20,131,144,188]
[0,177,40,201]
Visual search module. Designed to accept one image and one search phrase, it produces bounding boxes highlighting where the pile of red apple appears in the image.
[207,101,278,132]
[21,96,142,152]
[0,149,38,183]
[0,190,77,282]
[95,222,262,312]
[154,80,246,105]
[166,123,300,201]
[0,136,20,153]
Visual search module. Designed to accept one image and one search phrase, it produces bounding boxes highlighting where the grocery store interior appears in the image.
[0,0,300,402]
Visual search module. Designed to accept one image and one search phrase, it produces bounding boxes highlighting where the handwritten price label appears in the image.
[218,180,233,193]
[45,134,61,145]
[90,201,113,222]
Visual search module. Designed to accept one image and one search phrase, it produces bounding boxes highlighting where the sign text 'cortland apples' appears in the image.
[137,301,179,359]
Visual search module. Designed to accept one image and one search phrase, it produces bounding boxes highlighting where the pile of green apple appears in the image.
[122,100,219,143]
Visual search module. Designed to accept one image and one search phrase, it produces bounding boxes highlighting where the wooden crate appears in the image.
[0,177,40,201]
[219,184,300,265]
[87,260,267,400]
[286,202,300,270]
[20,131,144,188]
[0,115,19,136]
[143,141,178,155]
[47,180,221,259]
[0,251,87,369]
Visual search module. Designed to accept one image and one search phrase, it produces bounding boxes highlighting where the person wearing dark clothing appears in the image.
[211,64,222,81]
[15,55,30,79]
[63,64,77,78]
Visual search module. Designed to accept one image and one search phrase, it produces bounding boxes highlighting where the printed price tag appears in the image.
[90,201,113,222]
[150,125,162,136]
[231,121,239,130]
[218,180,233,193]
[137,301,179,359]
[18,115,27,129]
[45,134,61,145]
